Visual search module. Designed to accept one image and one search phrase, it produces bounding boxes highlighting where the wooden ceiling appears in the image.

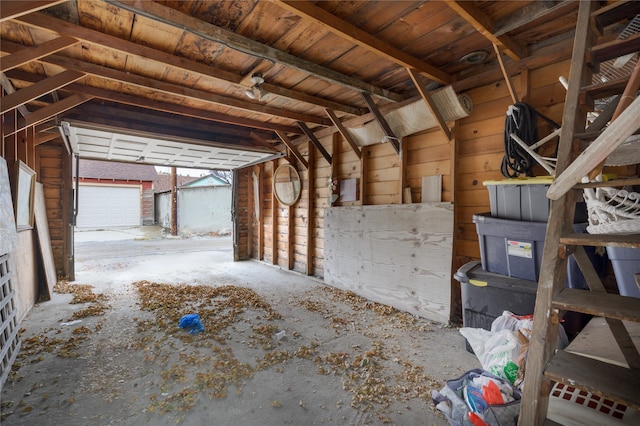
[1,0,618,168]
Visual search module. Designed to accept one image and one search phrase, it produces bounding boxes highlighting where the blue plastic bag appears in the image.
[178,313,204,334]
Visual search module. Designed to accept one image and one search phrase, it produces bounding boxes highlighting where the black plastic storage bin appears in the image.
[455,261,537,352]
[473,213,606,286]
[455,261,591,352]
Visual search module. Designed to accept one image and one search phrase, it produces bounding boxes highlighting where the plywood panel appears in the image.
[324,203,453,323]
[33,183,56,300]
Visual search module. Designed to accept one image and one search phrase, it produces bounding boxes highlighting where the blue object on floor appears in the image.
[178,313,204,334]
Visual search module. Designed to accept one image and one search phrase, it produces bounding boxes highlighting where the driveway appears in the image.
[1,227,479,425]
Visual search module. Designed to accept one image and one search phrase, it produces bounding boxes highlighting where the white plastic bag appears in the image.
[491,310,568,350]
[459,328,521,384]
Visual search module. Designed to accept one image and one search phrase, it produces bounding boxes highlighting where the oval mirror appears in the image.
[273,164,301,206]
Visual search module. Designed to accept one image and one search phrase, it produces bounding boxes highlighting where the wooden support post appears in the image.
[325,109,361,159]
[306,140,315,275]
[520,68,530,104]
[493,43,519,104]
[257,163,264,261]
[407,68,452,141]
[271,161,278,266]
[247,166,254,259]
[288,202,294,270]
[331,133,340,206]
[170,166,177,236]
[399,138,407,204]
[275,130,308,170]
[360,146,368,205]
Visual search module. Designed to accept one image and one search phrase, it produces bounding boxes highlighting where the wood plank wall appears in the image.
[37,140,71,277]
[235,58,638,323]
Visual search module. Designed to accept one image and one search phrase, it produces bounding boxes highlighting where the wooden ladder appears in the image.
[519,1,640,425]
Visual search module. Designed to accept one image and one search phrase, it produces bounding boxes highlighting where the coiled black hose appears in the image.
[501,102,560,178]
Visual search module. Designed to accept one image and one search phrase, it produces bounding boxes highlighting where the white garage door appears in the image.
[77,184,141,228]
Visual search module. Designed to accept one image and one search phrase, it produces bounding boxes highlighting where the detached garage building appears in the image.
[75,159,157,228]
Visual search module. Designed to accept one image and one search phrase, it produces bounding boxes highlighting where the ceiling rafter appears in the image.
[24,93,93,127]
[444,0,524,61]
[0,0,66,23]
[0,72,30,117]
[105,0,404,102]
[0,36,78,72]
[14,12,363,117]
[0,40,332,127]
[493,1,578,38]
[0,69,85,114]
[274,0,451,85]
[5,69,302,135]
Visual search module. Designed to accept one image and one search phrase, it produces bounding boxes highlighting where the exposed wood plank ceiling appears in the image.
[1,0,610,169]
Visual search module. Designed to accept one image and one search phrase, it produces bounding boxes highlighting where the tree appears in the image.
[209,169,232,184]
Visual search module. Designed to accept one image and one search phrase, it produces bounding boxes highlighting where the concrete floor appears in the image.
[1,226,479,425]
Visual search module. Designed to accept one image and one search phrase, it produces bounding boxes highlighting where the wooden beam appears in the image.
[360,147,368,206]
[493,1,578,38]
[247,167,254,259]
[0,0,67,22]
[297,122,332,164]
[360,92,400,154]
[106,0,403,102]
[520,4,596,423]
[492,43,519,104]
[287,202,294,270]
[406,68,452,141]
[14,13,362,116]
[249,132,278,152]
[271,162,278,266]
[0,72,30,117]
[25,93,93,127]
[572,247,640,369]
[399,138,407,204]
[305,141,315,276]
[589,32,640,66]
[257,164,264,261]
[325,109,361,159]
[275,0,450,85]
[547,95,640,200]
[588,59,640,179]
[0,36,78,72]
[1,70,85,114]
[275,131,308,170]
[5,68,304,134]
[331,133,340,206]
[34,131,59,146]
[444,0,524,60]
[38,53,332,126]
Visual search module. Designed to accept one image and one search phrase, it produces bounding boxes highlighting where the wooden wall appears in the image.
[37,140,72,278]
[237,59,582,324]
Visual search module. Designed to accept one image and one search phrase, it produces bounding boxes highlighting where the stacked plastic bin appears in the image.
[455,177,603,350]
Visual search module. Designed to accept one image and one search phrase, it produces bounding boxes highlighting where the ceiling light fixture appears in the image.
[245,73,267,100]
[460,50,489,64]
